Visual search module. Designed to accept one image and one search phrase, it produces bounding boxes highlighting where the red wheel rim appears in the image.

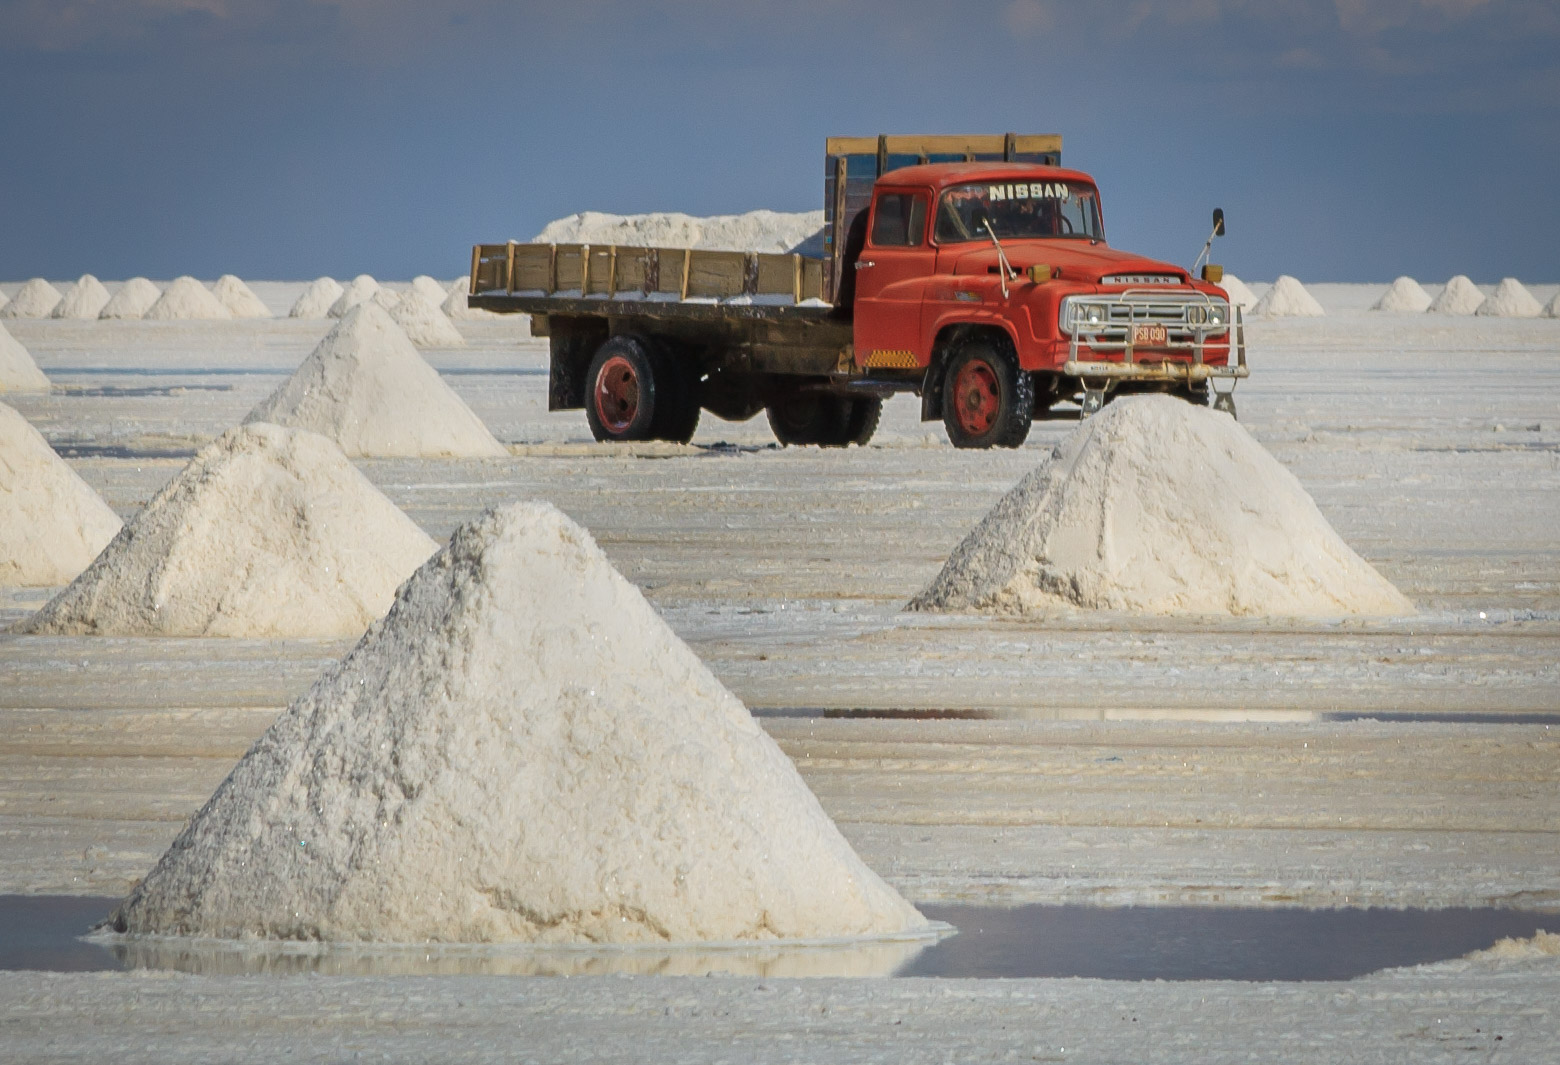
[594,355,640,432]
[953,360,1000,436]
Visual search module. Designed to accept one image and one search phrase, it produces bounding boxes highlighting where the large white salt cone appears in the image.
[0,279,63,319]
[106,501,927,944]
[0,322,50,392]
[289,277,344,319]
[1427,275,1484,315]
[0,402,122,586]
[51,275,112,319]
[98,278,161,319]
[20,422,436,636]
[212,275,272,319]
[911,395,1414,618]
[144,277,233,321]
[1371,276,1432,313]
[1249,275,1324,318]
[245,303,505,457]
[1475,278,1543,318]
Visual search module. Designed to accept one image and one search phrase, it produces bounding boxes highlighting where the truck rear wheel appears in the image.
[586,335,698,443]
[649,348,701,444]
[766,392,880,447]
[942,339,1032,449]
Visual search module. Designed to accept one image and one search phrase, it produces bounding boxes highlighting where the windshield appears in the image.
[934,180,1103,243]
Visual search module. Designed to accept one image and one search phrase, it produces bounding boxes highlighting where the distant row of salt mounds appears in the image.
[246,304,500,457]
[1249,275,1325,318]
[534,209,827,255]
[107,500,926,944]
[1372,275,1553,316]
[911,396,1414,618]
[0,402,123,586]
[21,423,436,637]
[0,322,50,392]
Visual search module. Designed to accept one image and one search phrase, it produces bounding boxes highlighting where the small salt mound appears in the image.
[51,275,112,319]
[98,278,161,319]
[1475,277,1543,318]
[910,395,1414,618]
[442,281,493,320]
[143,277,233,321]
[21,423,435,636]
[327,275,380,317]
[1371,276,1432,313]
[390,289,465,348]
[1545,291,1560,319]
[0,322,50,392]
[0,402,122,586]
[0,279,63,319]
[288,277,344,318]
[1249,275,1324,318]
[411,275,449,305]
[107,501,926,943]
[212,275,271,318]
[245,303,505,458]
[1427,275,1484,315]
[535,209,826,254]
[1216,273,1257,311]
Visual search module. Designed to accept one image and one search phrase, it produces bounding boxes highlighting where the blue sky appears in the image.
[2,0,1556,283]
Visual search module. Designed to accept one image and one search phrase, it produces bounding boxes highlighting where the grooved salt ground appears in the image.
[390,289,465,348]
[911,395,1414,617]
[245,304,504,457]
[107,501,926,944]
[20,422,435,636]
[1250,275,1324,318]
[144,277,232,321]
[0,402,122,586]
[98,278,161,319]
[212,275,271,318]
[0,322,50,392]
[51,275,112,319]
[1372,277,1432,313]
[0,279,62,319]
[289,277,344,319]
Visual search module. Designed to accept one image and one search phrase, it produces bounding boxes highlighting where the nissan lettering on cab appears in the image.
[468,133,1246,449]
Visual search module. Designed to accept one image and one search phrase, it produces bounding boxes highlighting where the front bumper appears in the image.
[1063,304,1248,386]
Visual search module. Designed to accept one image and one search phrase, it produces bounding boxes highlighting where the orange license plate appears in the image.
[1131,323,1168,347]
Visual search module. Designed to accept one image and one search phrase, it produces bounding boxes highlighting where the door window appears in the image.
[870,192,928,247]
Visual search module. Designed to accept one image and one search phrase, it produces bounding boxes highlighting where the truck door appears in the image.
[853,188,934,370]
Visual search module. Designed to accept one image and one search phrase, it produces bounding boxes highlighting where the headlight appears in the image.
[1208,302,1227,326]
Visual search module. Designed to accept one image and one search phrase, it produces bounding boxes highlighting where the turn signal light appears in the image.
[1027,264,1054,283]
[1201,264,1224,283]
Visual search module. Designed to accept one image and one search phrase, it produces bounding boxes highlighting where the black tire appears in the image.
[584,335,661,442]
[766,392,881,447]
[843,397,882,446]
[649,347,701,444]
[941,338,1033,449]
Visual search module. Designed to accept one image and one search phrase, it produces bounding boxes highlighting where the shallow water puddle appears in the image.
[3,896,1552,981]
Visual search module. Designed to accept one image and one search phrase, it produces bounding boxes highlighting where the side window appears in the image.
[870,192,927,247]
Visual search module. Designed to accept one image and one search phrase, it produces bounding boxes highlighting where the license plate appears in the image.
[1131,323,1168,347]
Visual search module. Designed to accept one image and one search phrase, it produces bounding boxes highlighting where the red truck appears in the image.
[468,133,1246,449]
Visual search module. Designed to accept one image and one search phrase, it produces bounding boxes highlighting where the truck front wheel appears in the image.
[585,336,662,442]
[941,340,1033,449]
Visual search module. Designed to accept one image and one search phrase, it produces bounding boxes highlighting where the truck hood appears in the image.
[948,242,1189,285]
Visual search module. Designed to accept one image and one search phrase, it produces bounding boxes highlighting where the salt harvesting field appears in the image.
[1,277,1558,1061]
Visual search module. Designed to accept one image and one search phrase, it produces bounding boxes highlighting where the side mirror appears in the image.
[1212,208,1226,237]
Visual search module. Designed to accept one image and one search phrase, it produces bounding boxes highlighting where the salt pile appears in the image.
[21,423,435,636]
[1475,278,1543,318]
[370,287,401,312]
[411,275,450,305]
[212,275,271,319]
[288,277,344,319]
[51,275,112,319]
[98,278,161,319]
[1545,291,1560,319]
[1216,273,1257,311]
[0,279,63,319]
[535,209,826,254]
[1249,275,1324,318]
[1372,276,1432,313]
[911,395,1414,618]
[106,501,926,943]
[443,280,492,320]
[144,277,233,321]
[0,322,50,392]
[327,275,380,317]
[390,289,465,348]
[1427,275,1484,315]
[245,303,505,458]
[0,402,122,586]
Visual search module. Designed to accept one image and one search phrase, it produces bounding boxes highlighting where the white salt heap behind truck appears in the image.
[106,501,926,944]
[0,402,123,586]
[20,423,436,637]
[912,395,1414,617]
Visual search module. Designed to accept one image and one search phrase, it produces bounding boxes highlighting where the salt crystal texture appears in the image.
[0,322,50,392]
[442,283,496,320]
[98,278,161,319]
[144,277,233,321]
[289,277,344,319]
[1216,273,1257,311]
[1427,275,1484,315]
[51,275,112,319]
[1249,275,1324,318]
[245,304,505,458]
[0,402,122,586]
[212,275,271,319]
[1475,278,1542,318]
[0,279,63,319]
[1371,277,1432,313]
[411,275,450,305]
[328,275,380,317]
[21,423,435,636]
[390,289,465,348]
[910,395,1414,618]
[106,501,926,943]
[535,209,825,255]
